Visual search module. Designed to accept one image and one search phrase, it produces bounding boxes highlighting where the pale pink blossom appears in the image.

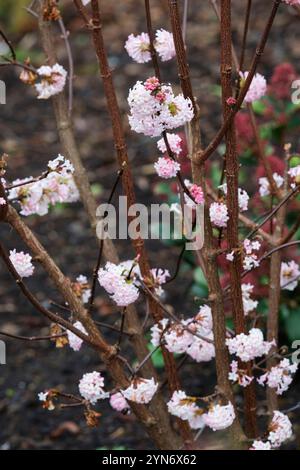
[243,239,261,272]
[280,260,300,291]
[155,29,176,61]
[242,283,258,315]
[164,322,194,354]
[151,268,170,296]
[209,202,229,227]
[257,359,298,395]
[8,156,79,216]
[78,371,109,404]
[109,393,129,412]
[154,157,181,179]
[125,33,151,63]
[226,328,275,362]
[67,321,88,352]
[259,173,283,197]
[186,331,215,363]
[157,133,182,155]
[250,441,272,451]
[240,71,267,103]
[35,64,67,99]
[9,249,34,278]
[219,184,249,212]
[150,319,170,347]
[202,402,235,431]
[75,275,91,304]
[128,79,193,137]
[228,360,254,387]
[0,197,6,205]
[288,165,300,183]
[167,390,205,430]
[121,378,158,404]
[194,305,213,334]
[98,260,139,307]
[267,411,293,448]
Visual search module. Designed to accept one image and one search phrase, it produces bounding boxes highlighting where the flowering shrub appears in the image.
[1,0,300,452]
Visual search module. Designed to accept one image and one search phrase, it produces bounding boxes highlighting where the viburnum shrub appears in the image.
[0,0,300,451]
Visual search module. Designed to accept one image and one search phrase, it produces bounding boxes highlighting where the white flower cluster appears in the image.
[35,64,67,100]
[259,173,283,197]
[242,283,258,316]
[128,77,194,137]
[167,391,205,430]
[125,29,175,63]
[121,378,158,404]
[150,305,215,363]
[243,238,261,271]
[167,392,235,432]
[228,360,253,388]
[209,202,229,228]
[78,371,109,404]
[251,411,293,450]
[258,359,298,395]
[226,328,275,362]
[98,260,140,307]
[202,402,236,431]
[8,155,79,217]
[218,184,249,212]
[280,260,300,291]
[9,249,35,278]
[67,321,88,352]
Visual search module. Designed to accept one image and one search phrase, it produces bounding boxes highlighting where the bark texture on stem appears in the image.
[220,0,257,439]
[167,0,245,446]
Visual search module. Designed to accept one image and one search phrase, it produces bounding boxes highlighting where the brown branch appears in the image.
[168,0,245,446]
[198,0,281,164]
[239,0,252,71]
[220,0,257,439]
[78,0,183,403]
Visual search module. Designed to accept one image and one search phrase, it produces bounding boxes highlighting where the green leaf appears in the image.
[284,310,300,342]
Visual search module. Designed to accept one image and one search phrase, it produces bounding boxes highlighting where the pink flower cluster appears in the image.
[35,64,67,99]
[184,180,205,207]
[251,411,293,450]
[242,283,258,316]
[202,402,235,431]
[242,238,261,271]
[258,359,298,395]
[125,30,175,63]
[128,77,194,137]
[98,260,140,307]
[226,328,275,362]
[78,371,109,404]
[259,173,283,197]
[280,260,300,291]
[151,305,215,363]
[288,164,300,184]
[67,321,88,352]
[121,378,158,404]
[167,391,204,430]
[219,184,249,212]
[154,157,180,179]
[8,155,79,217]
[157,133,182,155]
[9,249,35,278]
[209,202,229,227]
[109,393,129,413]
[74,275,91,304]
[240,71,267,103]
[0,197,6,205]
[228,360,253,388]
